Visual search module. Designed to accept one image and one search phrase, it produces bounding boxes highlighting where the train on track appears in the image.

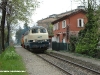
[21,26,49,52]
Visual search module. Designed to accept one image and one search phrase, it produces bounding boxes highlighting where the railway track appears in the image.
[36,53,100,75]
[48,52,100,74]
[36,54,72,75]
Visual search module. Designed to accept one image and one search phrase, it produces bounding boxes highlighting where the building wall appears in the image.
[69,12,87,31]
[53,12,87,43]
[53,21,66,42]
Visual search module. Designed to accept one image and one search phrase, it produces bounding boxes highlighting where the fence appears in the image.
[52,42,70,51]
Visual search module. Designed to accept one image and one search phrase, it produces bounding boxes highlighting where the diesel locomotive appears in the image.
[21,26,49,52]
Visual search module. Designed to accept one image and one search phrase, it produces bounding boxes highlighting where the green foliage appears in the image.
[0,46,27,75]
[75,1,99,57]
[48,24,53,36]
[15,26,23,44]
[15,22,30,44]
[7,0,39,23]
[6,0,40,38]
[3,50,19,60]
[1,46,19,60]
[76,21,99,57]
[69,35,78,52]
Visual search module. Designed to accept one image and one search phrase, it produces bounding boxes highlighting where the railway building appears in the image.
[51,6,88,50]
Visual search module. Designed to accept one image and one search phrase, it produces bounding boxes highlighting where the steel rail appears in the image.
[36,54,72,75]
[47,53,100,75]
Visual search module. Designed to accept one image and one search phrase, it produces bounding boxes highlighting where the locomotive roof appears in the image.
[31,26,46,29]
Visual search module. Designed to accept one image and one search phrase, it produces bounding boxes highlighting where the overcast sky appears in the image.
[13,0,81,41]
[31,0,81,23]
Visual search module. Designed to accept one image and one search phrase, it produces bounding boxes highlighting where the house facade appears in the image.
[37,13,74,48]
[52,9,87,43]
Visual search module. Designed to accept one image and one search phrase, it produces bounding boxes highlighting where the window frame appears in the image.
[53,25,55,31]
[62,36,66,43]
[77,18,84,27]
[62,20,66,28]
[56,23,58,30]
[56,36,59,43]
[32,28,38,33]
[40,28,46,33]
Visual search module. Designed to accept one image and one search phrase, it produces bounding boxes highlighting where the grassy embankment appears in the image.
[0,46,28,75]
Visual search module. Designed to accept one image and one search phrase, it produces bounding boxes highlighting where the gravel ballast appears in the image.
[15,46,66,75]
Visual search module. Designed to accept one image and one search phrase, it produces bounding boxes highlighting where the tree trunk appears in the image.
[7,21,10,46]
[1,1,7,51]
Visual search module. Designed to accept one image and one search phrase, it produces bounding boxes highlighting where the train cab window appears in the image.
[32,29,38,33]
[40,28,46,33]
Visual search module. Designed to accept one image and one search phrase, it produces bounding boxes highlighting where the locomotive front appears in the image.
[24,26,49,52]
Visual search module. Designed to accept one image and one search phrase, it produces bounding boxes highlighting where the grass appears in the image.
[0,46,28,75]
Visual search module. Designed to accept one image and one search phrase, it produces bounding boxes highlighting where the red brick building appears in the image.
[51,9,87,43]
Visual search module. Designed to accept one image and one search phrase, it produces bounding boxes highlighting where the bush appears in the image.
[69,35,78,52]
[2,46,19,60]
[96,46,100,58]
[3,51,19,60]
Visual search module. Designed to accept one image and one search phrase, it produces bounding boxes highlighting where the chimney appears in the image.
[77,6,85,10]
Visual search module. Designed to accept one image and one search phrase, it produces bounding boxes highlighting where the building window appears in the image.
[62,20,66,28]
[52,36,56,42]
[56,36,59,43]
[54,22,59,30]
[77,18,84,27]
[62,36,66,43]
[53,25,55,31]
[56,22,59,30]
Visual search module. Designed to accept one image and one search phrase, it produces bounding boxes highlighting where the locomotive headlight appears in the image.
[45,40,47,41]
[33,40,37,42]
[33,40,35,42]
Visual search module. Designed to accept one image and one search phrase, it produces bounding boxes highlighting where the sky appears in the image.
[13,0,81,40]
[31,0,81,23]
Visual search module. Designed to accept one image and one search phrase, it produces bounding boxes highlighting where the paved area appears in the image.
[15,46,66,75]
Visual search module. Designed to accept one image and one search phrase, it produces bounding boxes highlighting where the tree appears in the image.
[47,24,53,36]
[21,22,30,35]
[0,0,39,51]
[7,0,39,43]
[15,26,23,44]
[75,0,100,57]
[0,0,7,51]
[15,22,30,44]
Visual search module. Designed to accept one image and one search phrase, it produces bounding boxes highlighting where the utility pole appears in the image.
[1,0,7,51]
[66,25,69,51]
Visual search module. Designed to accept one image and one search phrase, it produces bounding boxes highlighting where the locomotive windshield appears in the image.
[32,28,38,33]
[40,28,46,33]
[32,28,46,33]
